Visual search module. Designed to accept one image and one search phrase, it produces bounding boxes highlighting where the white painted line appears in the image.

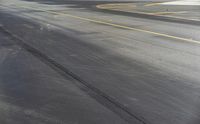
[161,0,200,5]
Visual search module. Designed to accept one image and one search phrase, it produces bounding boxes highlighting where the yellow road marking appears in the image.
[3,4,200,45]
[96,4,137,12]
[150,11,188,15]
[144,2,163,7]
[96,3,136,9]
[101,7,187,16]
[96,3,200,23]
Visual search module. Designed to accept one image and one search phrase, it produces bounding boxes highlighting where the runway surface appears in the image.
[0,0,200,124]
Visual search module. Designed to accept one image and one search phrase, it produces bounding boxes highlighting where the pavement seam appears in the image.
[0,26,148,124]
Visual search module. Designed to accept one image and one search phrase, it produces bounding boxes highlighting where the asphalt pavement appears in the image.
[0,0,200,124]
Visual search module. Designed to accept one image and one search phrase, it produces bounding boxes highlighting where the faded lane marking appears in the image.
[144,2,164,7]
[150,11,188,15]
[161,0,200,6]
[96,3,136,9]
[2,4,200,45]
[96,3,200,23]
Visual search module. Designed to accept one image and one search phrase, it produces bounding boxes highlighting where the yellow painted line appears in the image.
[96,3,200,25]
[144,2,163,7]
[163,15,200,22]
[101,7,187,16]
[96,3,136,9]
[150,11,188,15]
[4,4,200,45]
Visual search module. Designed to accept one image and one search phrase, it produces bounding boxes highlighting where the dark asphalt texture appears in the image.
[0,0,200,124]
